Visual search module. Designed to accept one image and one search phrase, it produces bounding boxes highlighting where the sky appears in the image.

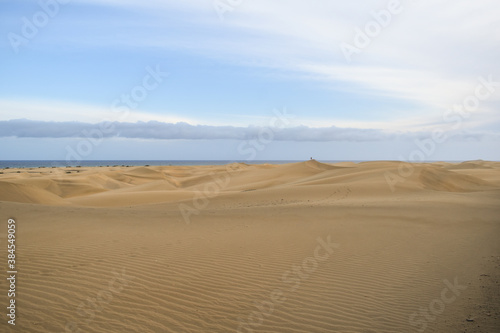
[0,0,499,161]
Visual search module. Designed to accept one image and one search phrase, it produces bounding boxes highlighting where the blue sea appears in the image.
[0,160,364,169]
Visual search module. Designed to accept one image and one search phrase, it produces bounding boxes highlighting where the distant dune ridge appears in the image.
[1,160,499,206]
[0,160,499,332]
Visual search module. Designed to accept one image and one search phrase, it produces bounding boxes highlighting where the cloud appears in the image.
[0,119,385,141]
[0,119,498,142]
[2,0,499,134]
[0,99,192,124]
[62,0,500,109]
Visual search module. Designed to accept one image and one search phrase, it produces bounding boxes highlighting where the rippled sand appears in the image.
[0,160,499,332]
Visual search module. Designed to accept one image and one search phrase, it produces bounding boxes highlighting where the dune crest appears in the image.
[0,160,499,206]
[1,160,499,332]
[419,167,494,192]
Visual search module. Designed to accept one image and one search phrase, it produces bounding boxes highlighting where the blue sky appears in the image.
[0,0,499,161]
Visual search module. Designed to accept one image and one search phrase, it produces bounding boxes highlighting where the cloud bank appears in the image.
[1,119,497,142]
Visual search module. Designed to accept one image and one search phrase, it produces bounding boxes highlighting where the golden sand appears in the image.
[0,160,499,332]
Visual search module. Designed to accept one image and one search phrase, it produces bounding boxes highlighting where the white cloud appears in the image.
[4,0,499,133]
[68,0,500,110]
[0,99,192,124]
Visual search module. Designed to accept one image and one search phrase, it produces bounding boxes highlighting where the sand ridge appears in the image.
[0,160,499,332]
[0,160,499,207]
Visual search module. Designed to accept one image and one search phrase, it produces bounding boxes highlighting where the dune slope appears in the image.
[0,160,499,333]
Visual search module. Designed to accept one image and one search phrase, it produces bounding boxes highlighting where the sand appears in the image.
[0,160,499,332]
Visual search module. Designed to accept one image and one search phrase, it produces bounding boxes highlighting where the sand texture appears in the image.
[0,160,499,332]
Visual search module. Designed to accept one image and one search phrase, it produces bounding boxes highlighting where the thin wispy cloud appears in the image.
[54,0,500,109]
[0,99,192,124]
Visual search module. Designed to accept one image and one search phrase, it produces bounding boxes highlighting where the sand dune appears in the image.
[0,160,499,332]
[2,160,497,207]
